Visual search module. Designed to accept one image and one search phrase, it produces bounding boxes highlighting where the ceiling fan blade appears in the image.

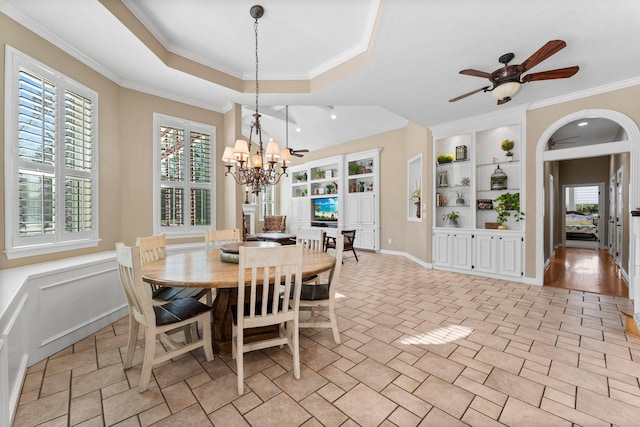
[459,69,492,79]
[449,86,490,102]
[520,40,566,72]
[292,149,309,153]
[522,66,579,82]
[497,97,511,105]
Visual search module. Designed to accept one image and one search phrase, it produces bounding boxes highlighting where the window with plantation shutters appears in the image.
[4,46,99,258]
[154,114,215,235]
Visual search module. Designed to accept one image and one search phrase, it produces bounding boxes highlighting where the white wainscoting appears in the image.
[0,252,127,427]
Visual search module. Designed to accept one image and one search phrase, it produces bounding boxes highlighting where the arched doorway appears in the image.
[536,109,640,310]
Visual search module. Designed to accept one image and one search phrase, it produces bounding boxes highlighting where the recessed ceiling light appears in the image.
[330,113,337,120]
[578,121,588,126]
[296,127,301,132]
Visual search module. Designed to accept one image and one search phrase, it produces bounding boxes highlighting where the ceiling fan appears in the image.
[284,106,309,157]
[449,40,579,105]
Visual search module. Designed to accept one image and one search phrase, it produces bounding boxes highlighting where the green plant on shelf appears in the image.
[349,164,360,175]
[501,139,515,157]
[494,192,524,227]
[442,211,460,225]
[437,153,454,164]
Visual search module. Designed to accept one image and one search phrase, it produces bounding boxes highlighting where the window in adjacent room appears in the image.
[4,46,99,258]
[259,184,276,220]
[153,114,216,236]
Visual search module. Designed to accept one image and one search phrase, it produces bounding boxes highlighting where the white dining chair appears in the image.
[205,228,241,249]
[295,235,344,344]
[116,243,214,392]
[296,228,326,284]
[232,244,303,395]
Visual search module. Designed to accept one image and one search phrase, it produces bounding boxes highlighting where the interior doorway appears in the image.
[536,110,639,301]
[562,183,604,250]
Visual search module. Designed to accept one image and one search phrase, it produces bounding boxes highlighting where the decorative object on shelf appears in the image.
[477,199,493,210]
[494,192,525,229]
[325,169,333,179]
[349,164,360,175]
[442,211,460,226]
[435,192,447,207]
[295,174,305,182]
[490,165,508,190]
[455,145,468,161]
[437,153,454,164]
[358,181,365,192]
[301,188,307,196]
[221,5,291,194]
[325,183,336,194]
[411,186,421,218]
[501,139,515,161]
[492,156,497,163]
[450,187,466,206]
[315,169,324,180]
[461,177,471,186]
[438,171,449,187]
[485,222,499,229]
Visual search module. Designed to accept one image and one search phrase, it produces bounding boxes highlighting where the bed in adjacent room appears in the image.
[565,211,598,241]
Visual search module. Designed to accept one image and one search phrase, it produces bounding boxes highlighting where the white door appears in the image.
[616,167,623,267]
[609,174,616,256]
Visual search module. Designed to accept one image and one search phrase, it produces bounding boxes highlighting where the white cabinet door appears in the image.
[346,194,375,226]
[497,235,522,277]
[358,194,376,225]
[355,228,376,250]
[433,231,452,267]
[473,233,496,274]
[346,196,360,224]
[451,232,472,271]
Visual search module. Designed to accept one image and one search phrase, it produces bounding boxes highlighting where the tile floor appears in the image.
[13,251,640,426]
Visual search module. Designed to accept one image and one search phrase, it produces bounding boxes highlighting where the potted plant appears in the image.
[315,169,324,179]
[442,211,460,226]
[437,153,455,164]
[326,183,336,194]
[295,174,305,182]
[494,192,524,229]
[501,139,515,161]
[358,181,366,192]
[450,187,466,205]
[349,164,360,176]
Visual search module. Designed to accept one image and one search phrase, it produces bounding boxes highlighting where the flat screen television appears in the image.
[313,197,338,221]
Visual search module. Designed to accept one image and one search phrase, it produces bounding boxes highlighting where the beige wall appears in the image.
[525,84,640,278]
[0,13,224,270]
[287,123,430,259]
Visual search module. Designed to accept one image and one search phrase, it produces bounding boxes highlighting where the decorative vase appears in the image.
[456,198,465,206]
[498,224,508,230]
[416,204,421,218]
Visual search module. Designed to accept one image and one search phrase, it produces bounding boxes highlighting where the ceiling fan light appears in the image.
[492,81,521,101]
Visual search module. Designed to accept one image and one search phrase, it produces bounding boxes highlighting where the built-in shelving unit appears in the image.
[288,149,381,251]
[431,107,527,279]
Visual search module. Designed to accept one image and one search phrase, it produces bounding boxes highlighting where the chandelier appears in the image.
[221,4,291,194]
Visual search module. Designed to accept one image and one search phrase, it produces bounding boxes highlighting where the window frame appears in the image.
[152,113,216,237]
[259,184,276,221]
[4,46,99,259]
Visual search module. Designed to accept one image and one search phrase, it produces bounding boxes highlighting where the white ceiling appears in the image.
[3,0,640,153]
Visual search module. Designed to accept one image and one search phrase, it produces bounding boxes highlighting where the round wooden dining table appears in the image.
[142,247,336,353]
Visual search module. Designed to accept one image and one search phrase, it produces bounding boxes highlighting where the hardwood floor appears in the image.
[544,246,628,297]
